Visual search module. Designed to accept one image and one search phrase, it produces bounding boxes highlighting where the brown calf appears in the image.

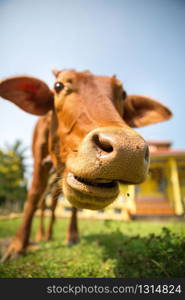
[0,69,172,260]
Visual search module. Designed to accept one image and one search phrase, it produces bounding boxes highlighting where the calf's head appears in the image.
[0,70,172,209]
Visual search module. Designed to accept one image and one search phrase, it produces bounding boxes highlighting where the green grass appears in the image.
[0,217,185,278]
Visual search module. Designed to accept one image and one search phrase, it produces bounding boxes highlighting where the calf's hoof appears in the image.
[67,238,80,247]
[35,231,46,242]
[44,234,52,242]
[0,238,25,263]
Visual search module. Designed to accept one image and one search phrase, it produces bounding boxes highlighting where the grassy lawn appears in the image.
[0,217,185,278]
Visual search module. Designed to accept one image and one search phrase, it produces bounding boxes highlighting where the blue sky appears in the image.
[0,0,185,167]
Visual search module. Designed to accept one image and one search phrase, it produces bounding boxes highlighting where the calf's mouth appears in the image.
[73,175,117,188]
[63,172,119,210]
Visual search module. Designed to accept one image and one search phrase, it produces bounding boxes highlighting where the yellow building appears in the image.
[135,141,185,217]
[51,141,185,220]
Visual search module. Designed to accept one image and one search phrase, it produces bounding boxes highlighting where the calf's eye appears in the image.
[54,82,65,93]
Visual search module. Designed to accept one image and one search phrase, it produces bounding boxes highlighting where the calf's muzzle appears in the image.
[67,126,150,184]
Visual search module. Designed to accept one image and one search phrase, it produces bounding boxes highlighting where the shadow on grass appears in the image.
[83,227,185,277]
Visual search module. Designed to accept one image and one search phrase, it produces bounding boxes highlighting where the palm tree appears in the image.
[0,140,28,213]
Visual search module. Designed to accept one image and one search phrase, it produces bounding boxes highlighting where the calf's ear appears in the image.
[123,95,172,128]
[0,76,54,115]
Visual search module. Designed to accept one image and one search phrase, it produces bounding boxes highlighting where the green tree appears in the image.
[0,140,28,213]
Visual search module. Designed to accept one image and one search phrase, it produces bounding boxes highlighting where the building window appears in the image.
[64,207,72,211]
[114,208,121,214]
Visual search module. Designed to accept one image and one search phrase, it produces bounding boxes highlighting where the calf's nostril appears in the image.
[144,145,150,163]
[92,134,114,153]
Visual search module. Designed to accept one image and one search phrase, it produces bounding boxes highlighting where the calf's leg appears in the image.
[1,162,51,262]
[35,194,47,242]
[44,184,60,241]
[66,207,79,246]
